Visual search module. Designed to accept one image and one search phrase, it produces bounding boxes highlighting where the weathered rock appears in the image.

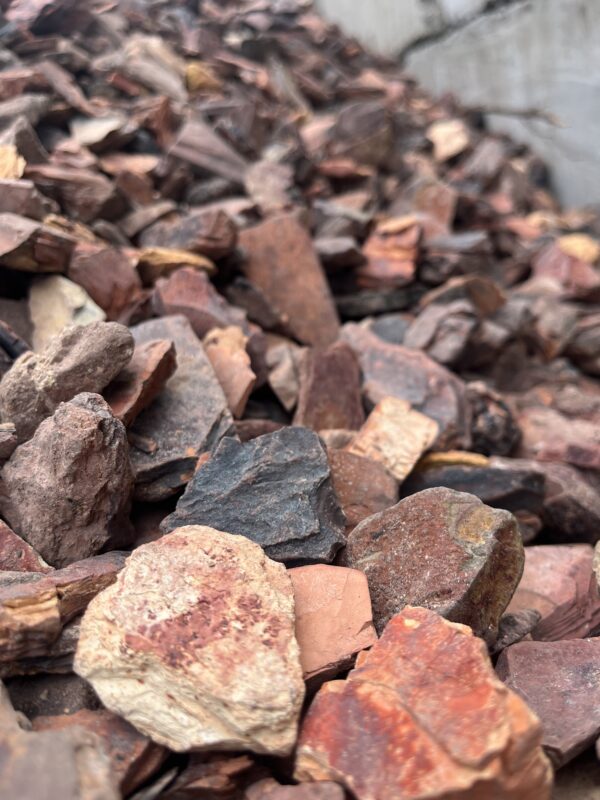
[0,422,17,461]
[161,428,346,564]
[29,275,105,351]
[347,396,438,483]
[266,336,304,412]
[103,338,177,426]
[290,565,377,685]
[293,341,364,431]
[128,316,234,501]
[497,638,600,767]
[245,780,345,800]
[0,321,134,443]
[75,526,305,754]
[239,214,340,347]
[203,326,256,419]
[342,323,470,448]
[328,449,397,533]
[518,406,600,470]
[164,753,258,799]
[0,520,50,573]
[139,208,237,260]
[295,606,552,800]
[507,545,600,641]
[537,460,600,544]
[0,394,134,566]
[33,709,167,796]
[136,247,215,285]
[490,609,542,655]
[343,488,524,635]
[0,212,75,273]
[7,673,101,719]
[404,300,480,368]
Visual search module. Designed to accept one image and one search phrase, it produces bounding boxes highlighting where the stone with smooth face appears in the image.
[497,638,600,767]
[128,315,234,501]
[507,545,600,641]
[343,487,524,635]
[328,449,398,533]
[29,275,106,351]
[203,326,256,419]
[75,526,305,754]
[0,520,50,572]
[289,565,377,683]
[295,606,552,800]
[517,406,600,471]
[161,428,346,564]
[347,396,438,483]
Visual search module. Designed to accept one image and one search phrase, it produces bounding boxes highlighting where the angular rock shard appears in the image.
[161,428,346,564]
[203,326,256,419]
[295,606,552,800]
[75,526,305,754]
[328,449,398,533]
[29,275,106,351]
[0,520,50,573]
[343,487,524,635]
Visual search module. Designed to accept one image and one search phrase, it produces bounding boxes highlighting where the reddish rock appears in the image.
[532,240,600,301]
[68,242,142,321]
[497,638,600,767]
[289,565,377,684]
[342,323,470,449]
[295,606,552,800]
[293,341,364,431]
[239,214,340,347]
[0,422,17,461]
[139,208,237,260]
[266,336,304,412]
[103,338,177,426]
[507,544,600,640]
[347,396,438,483]
[356,219,419,289]
[0,520,50,573]
[518,406,600,470]
[328,449,397,533]
[164,753,258,799]
[343,487,524,636]
[33,709,167,796]
[245,780,345,799]
[203,326,256,419]
[235,419,285,442]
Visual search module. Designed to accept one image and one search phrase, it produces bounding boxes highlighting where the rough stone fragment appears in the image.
[29,275,106,351]
[245,780,345,800]
[128,316,234,501]
[497,638,600,767]
[164,753,257,799]
[161,428,345,564]
[0,422,17,461]
[427,118,471,161]
[490,609,542,655]
[404,300,479,367]
[293,341,365,431]
[203,326,256,419]
[103,339,177,426]
[342,322,470,448]
[328,449,398,533]
[136,247,215,285]
[295,606,552,800]
[465,380,521,456]
[357,218,418,288]
[518,406,600,470]
[75,526,305,754]
[289,565,377,684]
[0,212,74,273]
[532,240,600,301]
[507,544,600,640]
[266,337,304,412]
[139,209,237,260]
[0,320,133,443]
[33,709,167,796]
[347,396,438,483]
[0,520,50,573]
[344,488,524,635]
[239,214,340,347]
[537,460,600,544]
[0,394,134,567]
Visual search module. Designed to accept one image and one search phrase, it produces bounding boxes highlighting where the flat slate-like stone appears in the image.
[497,638,600,767]
[343,487,524,635]
[295,606,552,800]
[128,315,234,501]
[161,427,346,563]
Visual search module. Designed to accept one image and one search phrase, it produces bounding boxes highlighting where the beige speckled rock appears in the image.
[75,526,305,754]
[203,326,256,418]
[29,275,105,351]
[347,396,438,483]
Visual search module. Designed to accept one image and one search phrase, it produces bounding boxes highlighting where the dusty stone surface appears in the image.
[497,638,600,767]
[161,428,346,564]
[289,565,377,683]
[245,780,345,799]
[0,320,134,443]
[507,545,600,641]
[29,275,106,351]
[518,406,600,471]
[128,315,234,501]
[347,396,438,483]
[490,609,542,655]
[293,341,365,431]
[75,526,305,754]
[343,487,524,635]
[328,449,398,533]
[0,422,17,461]
[0,520,50,572]
[103,338,176,426]
[0,393,134,566]
[295,606,552,800]
[203,326,256,418]
[342,323,471,448]
[7,673,100,719]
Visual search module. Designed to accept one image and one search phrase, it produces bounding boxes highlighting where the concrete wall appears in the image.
[315,0,600,208]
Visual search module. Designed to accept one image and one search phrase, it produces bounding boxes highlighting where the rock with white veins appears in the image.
[74,526,305,754]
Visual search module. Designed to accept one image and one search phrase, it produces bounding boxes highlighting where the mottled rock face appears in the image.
[0,320,134,442]
[75,526,305,754]
[0,393,134,567]
[497,638,600,767]
[343,487,524,636]
[161,428,346,564]
[0,520,50,572]
[327,449,397,533]
[518,406,600,471]
[295,606,552,800]
[203,326,256,419]
[245,780,345,799]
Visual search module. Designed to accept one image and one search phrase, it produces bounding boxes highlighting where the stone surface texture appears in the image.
[328,449,398,533]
